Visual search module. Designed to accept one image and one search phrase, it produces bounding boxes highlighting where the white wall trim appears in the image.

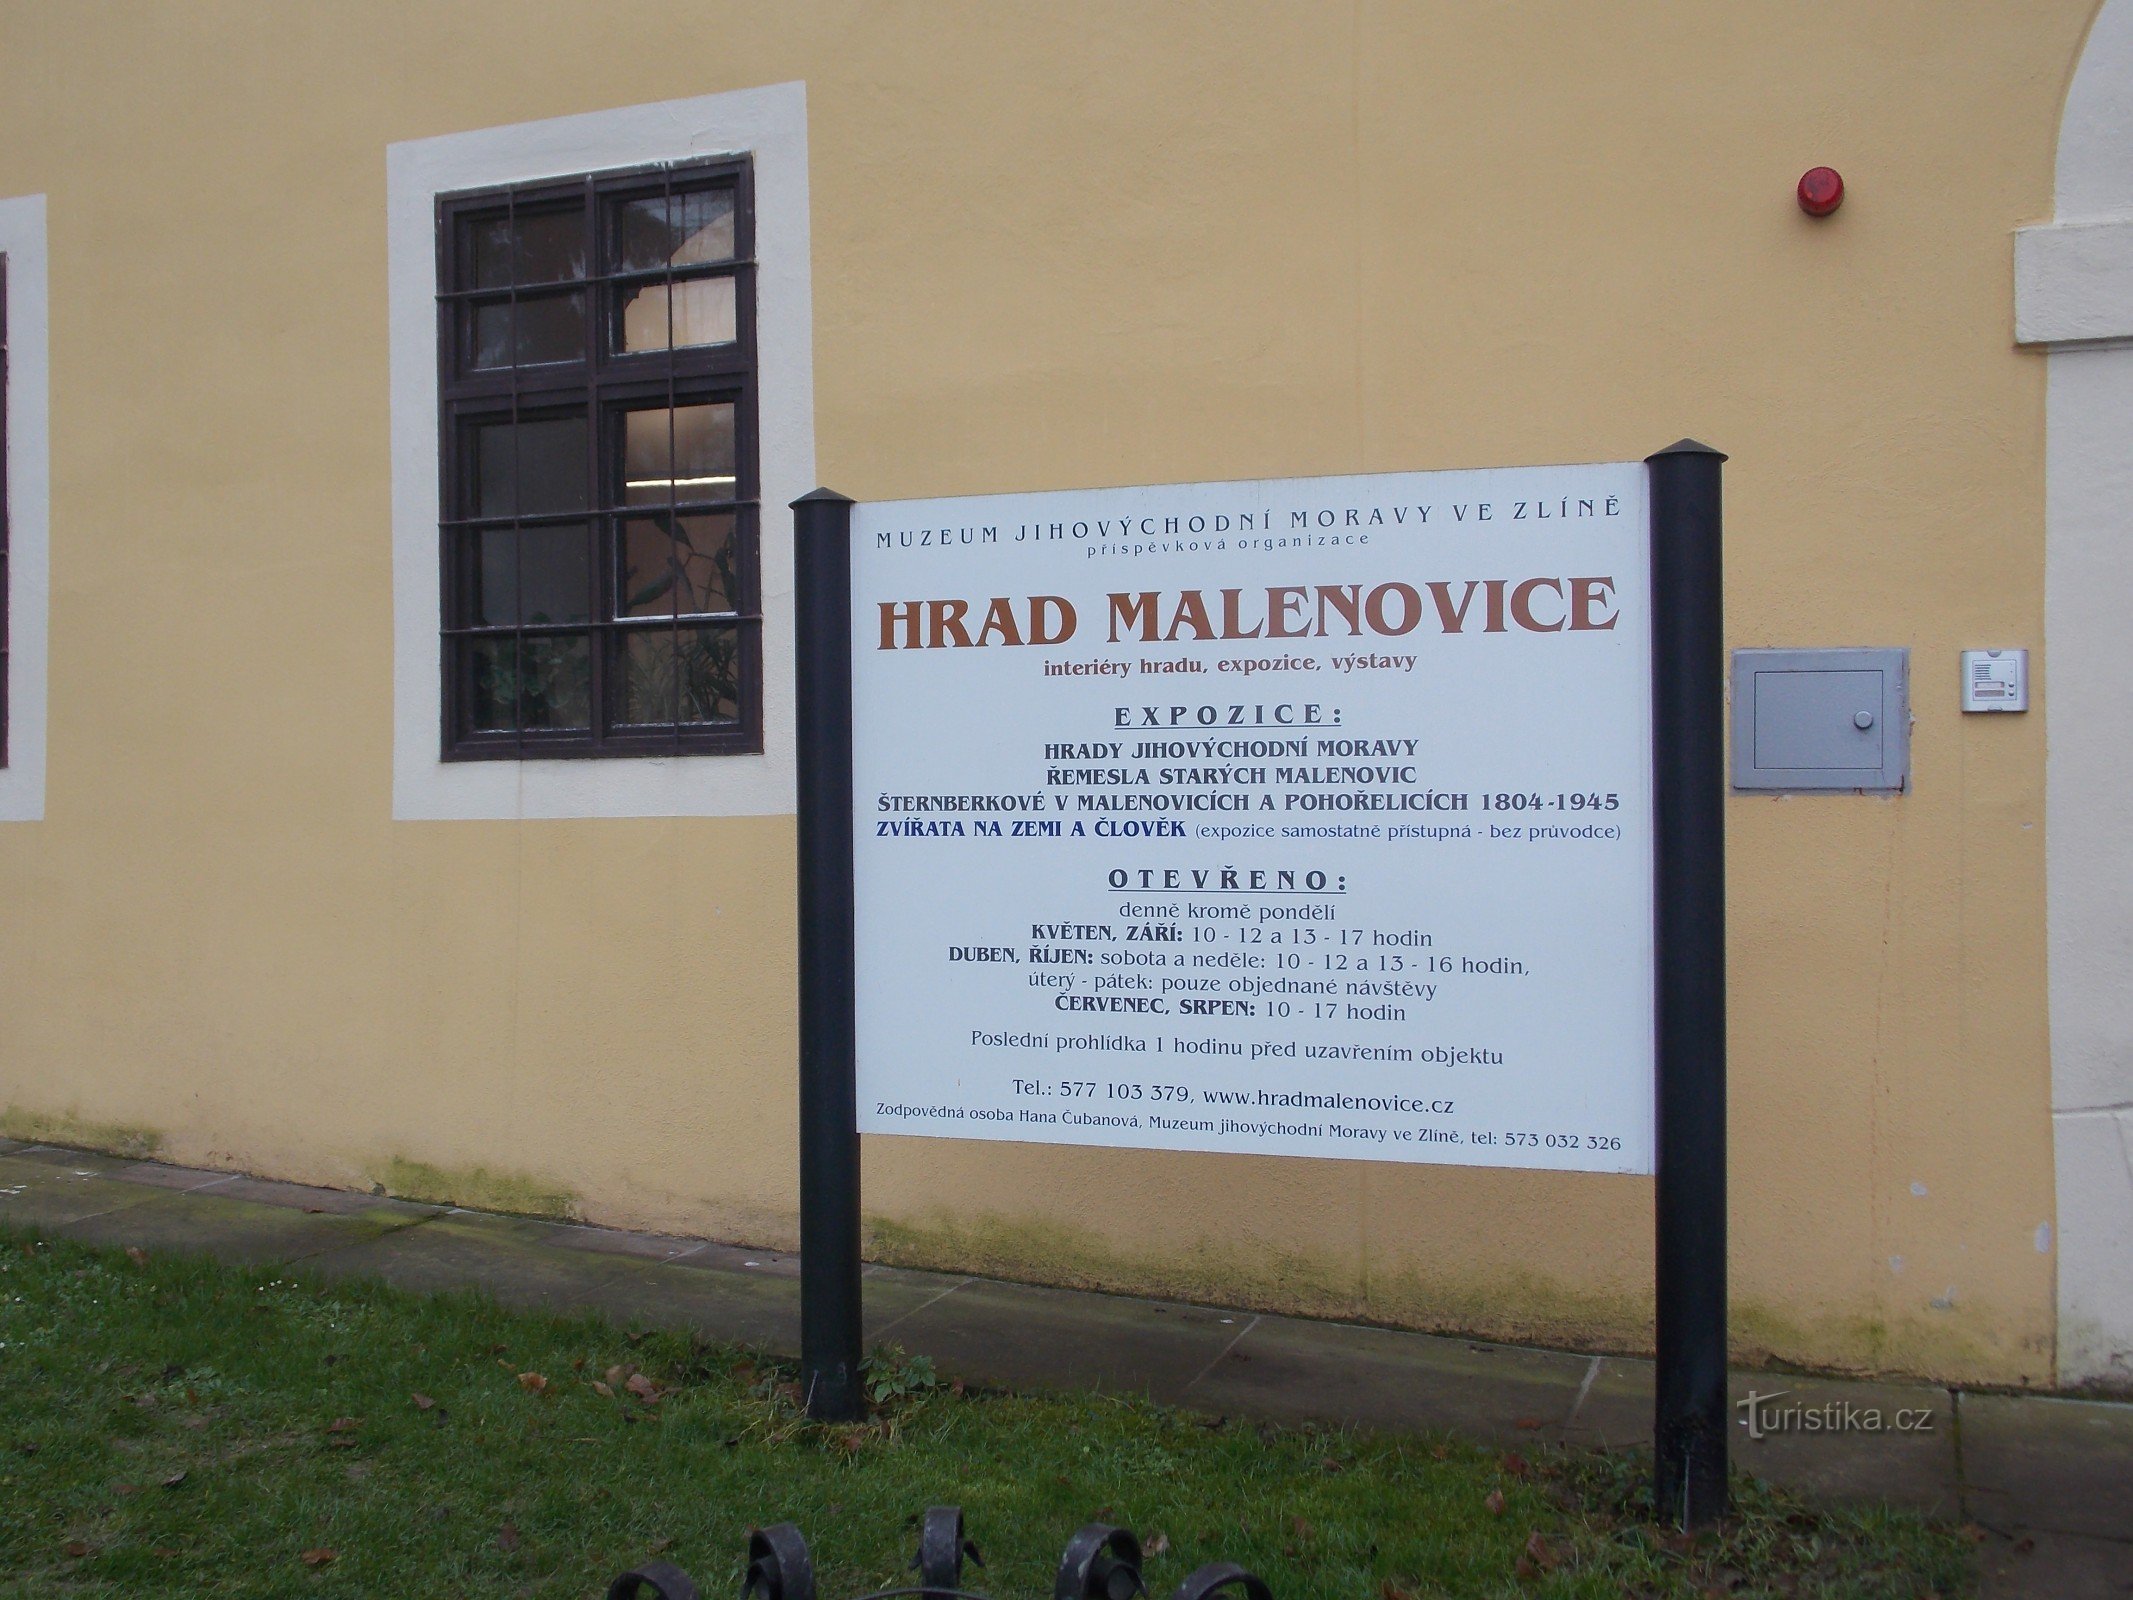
[0,193,49,823]
[387,84,812,820]
[2038,0,2133,1388]
[2016,218,2133,347]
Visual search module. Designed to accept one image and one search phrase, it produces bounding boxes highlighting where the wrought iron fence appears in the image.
[607,1506,1272,1600]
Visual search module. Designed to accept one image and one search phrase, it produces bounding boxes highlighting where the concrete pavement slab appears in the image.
[1962,1391,2133,1539]
[59,1187,434,1268]
[1976,1526,2133,1599]
[545,1223,721,1263]
[112,1160,240,1192]
[8,1145,142,1175]
[575,1255,802,1349]
[885,1277,1245,1403]
[1564,1357,1959,1514]
[1189,1314,1593,1446]
[0,1152,166,1229]
[299,1210,627,1310]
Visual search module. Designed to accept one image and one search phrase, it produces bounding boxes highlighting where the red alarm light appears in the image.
[1797,167,1844,217]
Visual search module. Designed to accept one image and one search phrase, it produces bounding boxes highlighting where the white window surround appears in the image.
[387,84,812,819]
[0,193,49,823]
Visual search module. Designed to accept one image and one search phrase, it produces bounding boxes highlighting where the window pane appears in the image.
[472,524,590,626]
[470,302,514,370]
[618,512,738,618]
[462,637,518,731]
[462,635,592,733]
[520,524,592,623]
[616,625,742,726]
[515,292,585,364]
[457,206,586,290]
[513,208,586,284]
[468,292,585,369]
[457,214,515,291]
[518,634,592,729]
[616,275,735,354]
[620,403,736,506]
[613,187,735,273]
[472,416,588,518]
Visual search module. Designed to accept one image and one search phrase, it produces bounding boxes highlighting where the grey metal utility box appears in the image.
[1730,648,1909,792]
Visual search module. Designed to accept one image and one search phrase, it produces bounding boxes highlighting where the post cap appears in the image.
[790,486,855,508]
[1645,439,1728,463]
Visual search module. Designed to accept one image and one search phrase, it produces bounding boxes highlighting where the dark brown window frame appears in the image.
[435,156,761,761]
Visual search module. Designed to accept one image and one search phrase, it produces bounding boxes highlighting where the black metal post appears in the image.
[793,486,865,1421]
[1646,440,1729,1526]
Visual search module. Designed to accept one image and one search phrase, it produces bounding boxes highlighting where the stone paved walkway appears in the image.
[2,1139,2126,1597]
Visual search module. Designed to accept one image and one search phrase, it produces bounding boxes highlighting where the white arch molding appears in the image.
[2017,0,2133,1388]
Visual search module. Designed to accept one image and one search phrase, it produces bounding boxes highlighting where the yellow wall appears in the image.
[0,1,2091,1385]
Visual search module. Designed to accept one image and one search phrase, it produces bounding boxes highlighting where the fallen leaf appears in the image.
[1320,1456,1347,1474]
[1483,1490,1506,1517]
[627,1329,651,1345]
[648,1535,675,1554]
[1379,1584,1415,1600]
[496,1524,521,1553]
[1959,1525,1989,1544]
[1429,1443,1452,1460]
[1513,1416,1543,1431]
[488,1343,508,1356]
[624,1373,660,1403]
[950,1379,966,1397]
[325,1417,360,1434]
[517,1372,550,1396]
[837,1430,865,1453]
[591,1381,614,1398]
[1513,1554,1537,1580]
[153,1546,180,1558]
[572,1356,586,1371]
[1500,1452,1532,1478]
[411,1393,435,1412]
[606,1364,636,1388]
[2014,1536,2036,1555]
[300,1548,336,1568]
[161,1470,187,1489]
[63,1541,89,1558]
[115,1483,140,1495]
[1523,1531,1560,1571]
[1145,1532,1170,1557]
[1291,1517,1314,1540]
[125,1247,148,1267]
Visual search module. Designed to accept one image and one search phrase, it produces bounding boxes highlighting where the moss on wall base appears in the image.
[0,1106,162,1160]
[367,1157,579,1221]
[867,1207,2054,1386]
[866,1208,1653,1357]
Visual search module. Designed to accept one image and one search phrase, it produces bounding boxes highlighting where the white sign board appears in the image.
[851,463,1655,1174]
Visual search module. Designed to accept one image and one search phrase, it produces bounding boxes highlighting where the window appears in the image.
[436,157,760,759]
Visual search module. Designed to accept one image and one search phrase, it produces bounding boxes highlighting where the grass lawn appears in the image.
[0,1228,1971,1599]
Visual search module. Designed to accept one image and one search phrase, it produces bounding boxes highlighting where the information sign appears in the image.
[849,463,1655,1173]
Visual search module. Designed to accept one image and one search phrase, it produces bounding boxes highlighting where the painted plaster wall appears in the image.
[0,1,2090,1385]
